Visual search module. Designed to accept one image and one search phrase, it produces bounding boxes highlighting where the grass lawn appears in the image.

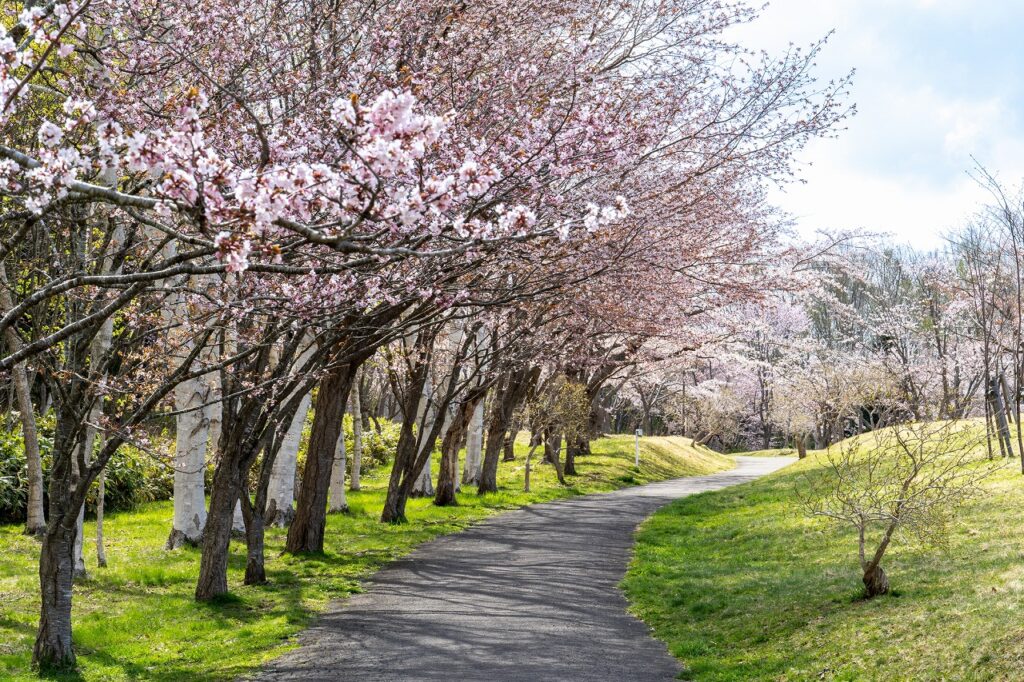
[623,427,1024,681]
[739,448,799,457]
[0,434,731,681]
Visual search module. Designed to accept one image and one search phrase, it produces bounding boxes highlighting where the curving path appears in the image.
[254,456,794,682]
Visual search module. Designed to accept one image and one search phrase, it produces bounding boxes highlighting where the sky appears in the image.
[730,0,1024,251]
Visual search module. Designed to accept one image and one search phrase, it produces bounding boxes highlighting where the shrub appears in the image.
[0,412,175,523]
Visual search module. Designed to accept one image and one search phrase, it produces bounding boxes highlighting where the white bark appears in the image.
[161,239,216,549]
[411,375,435,496]
[268,392,311,526]
[167,375,211,546]
[349,377,363,491]
[328,413,348,513]
[232,499,246,533]
[462,398,485,486]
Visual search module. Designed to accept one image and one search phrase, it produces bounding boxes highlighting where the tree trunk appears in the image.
[33,407,81,671]
[350,377,363,491]
[33,519,77,671]
[195,447,242,600]
[502,428,516,461]
[796,434,807,459]
[862,564,889,598]
[435,394,484,506]
[461,398,484,486]
[267,392,310,526]
[328,415,348,513]
[0,261,45,536]
[238,490,267,586]
[286,365,353,554]
[548,433,566,485]
[96,447,108,568]
[167,375,212,548]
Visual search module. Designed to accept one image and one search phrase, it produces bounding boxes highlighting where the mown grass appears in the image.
[623,424,1024,681]
[0,434,731,681]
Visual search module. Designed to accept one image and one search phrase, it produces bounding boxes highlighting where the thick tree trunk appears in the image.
[33,407,81,671]
[267,393,310,527]
[435,394,483,506]
[286,365,353,554]
[862,564,889,598]
[167,375,212,548]
[796,434,807,459]
[350,378,363,491]
[195,449,242,600]
[34,519,77,671]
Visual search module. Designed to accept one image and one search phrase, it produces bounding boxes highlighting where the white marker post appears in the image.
[634,428,643,468]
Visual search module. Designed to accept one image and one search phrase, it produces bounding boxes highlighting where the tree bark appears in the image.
[328,412,348,513]
[167,374,212,548]
[195,444,243,600]
[33,406,82,671]
[350,376,363,491]
[239,488,266,586]
[286,364,353,553]
[267,392,310,527]
[0,261,46,536]
[862,564,889,598]
[461,398,484,486]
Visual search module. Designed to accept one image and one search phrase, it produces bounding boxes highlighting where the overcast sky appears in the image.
[731,0,1024,251]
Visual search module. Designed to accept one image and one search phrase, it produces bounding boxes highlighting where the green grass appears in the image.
[623,426,1024,681]
[739,448,798,458]
[0,434,731,681]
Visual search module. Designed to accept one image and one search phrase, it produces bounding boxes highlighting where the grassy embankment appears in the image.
[624,424,1024,680]
[0,434,730,681]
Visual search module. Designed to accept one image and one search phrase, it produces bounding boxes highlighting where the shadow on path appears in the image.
[251,457,794,682]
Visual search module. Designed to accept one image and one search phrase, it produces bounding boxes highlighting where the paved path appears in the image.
[254,456,794,682]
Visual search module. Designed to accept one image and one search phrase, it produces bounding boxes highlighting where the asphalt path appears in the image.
[254,456,794,681]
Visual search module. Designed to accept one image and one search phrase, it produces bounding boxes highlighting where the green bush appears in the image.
[0,412,175,523]
[295,412,401,481]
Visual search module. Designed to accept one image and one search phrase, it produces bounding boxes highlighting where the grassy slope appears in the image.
[0,434,731,681]
[623,428,1024,681]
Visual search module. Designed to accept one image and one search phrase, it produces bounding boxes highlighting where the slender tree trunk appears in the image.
[267,393,310,527]
[350,377,363,491]
[95,467,107,568]
[410,375,436,498]
[238,489,266,586]
[524,444,540,492]
[461,398,484,486]
[286,365,353,554]
[502,428,516,462]
[1,261,46,536]
[328,414,348,513]
[547,433,566,485]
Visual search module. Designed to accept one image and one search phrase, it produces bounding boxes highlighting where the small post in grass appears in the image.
[634,428,643,469]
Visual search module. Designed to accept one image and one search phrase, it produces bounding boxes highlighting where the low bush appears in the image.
[0,412,175,523]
